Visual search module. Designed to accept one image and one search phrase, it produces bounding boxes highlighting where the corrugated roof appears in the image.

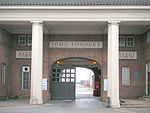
[0,0,150,6]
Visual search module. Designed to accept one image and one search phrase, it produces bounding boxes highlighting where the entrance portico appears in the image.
[0,5,150,108]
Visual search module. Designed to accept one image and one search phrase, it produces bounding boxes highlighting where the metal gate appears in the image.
[50,65,76,100]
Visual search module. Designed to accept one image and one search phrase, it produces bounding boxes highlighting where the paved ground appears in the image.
[0,97,150,113]
[0,85,150,113]
[76,84,93,99]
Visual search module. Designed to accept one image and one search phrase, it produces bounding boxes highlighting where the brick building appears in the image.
[0,0,150,108]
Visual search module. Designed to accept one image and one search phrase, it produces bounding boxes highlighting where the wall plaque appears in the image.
[119,52,137,59]
[16,51,31,59]
[104,79,108,91]
[42,78,47,90]
[16,51,137,60]
[49,41,103,48]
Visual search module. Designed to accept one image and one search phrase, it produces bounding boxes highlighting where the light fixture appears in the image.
[57,61,63,64]
[57,61,60,64]
[92,61,97,64]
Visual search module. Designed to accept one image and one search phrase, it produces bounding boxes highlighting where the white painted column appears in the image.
[107,21,120,108]
[30,21,43,104]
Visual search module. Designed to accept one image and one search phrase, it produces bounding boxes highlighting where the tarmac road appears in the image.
[0,85,150,113]
[0,98,150,113]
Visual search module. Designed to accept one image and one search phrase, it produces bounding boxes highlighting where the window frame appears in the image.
[2,30,7,44]
[1,63,6,85]
[119,36,125,47]
[147,31,150,44]
[122,67,130,87]
[27,35,32,46]
[22,66,30,90]
[126,36,135,47]
[18,35,27,46]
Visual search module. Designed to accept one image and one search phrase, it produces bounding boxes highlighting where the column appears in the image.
[107,21,120,108]
[30,21,43,104]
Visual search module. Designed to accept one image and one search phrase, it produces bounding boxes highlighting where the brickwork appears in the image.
[119,35,146,98]
[0,28,11,99]
[0,33,149,101]
[49,35,105,100]
[9,34,31,98]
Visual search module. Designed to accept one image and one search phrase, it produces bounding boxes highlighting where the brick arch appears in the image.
[49,56,103,70]
[51,57,102,69]
[49,57,102,98]
[48,47,105,100]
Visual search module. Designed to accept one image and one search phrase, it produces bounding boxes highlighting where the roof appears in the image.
[0,0,150,6]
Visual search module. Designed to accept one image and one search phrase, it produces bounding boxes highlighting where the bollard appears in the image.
[106,97,111,108]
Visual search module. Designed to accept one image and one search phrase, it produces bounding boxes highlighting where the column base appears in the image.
[30,98,43,104]
[111,100,120,108]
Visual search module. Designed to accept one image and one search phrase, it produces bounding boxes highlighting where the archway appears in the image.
[50,58,101,100]
[76,67,95,99]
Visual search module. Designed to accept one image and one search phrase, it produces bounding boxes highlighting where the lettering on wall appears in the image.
[16,51,137,60]
[49,41,103,48]
[16,51,31,58]
[119,52,137,59]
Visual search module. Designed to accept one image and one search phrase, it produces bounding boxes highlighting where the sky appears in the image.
[76,67,94,82]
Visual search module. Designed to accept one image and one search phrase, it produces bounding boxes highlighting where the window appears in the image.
[2,30,7,44]
[51,68,75,83]
[147,31,150,44]
[18,35,26,46]
[147,63,150,72]
[27,35,32,46]
[122,67,130,86]
[1,64,5,84]
[126,36,134,47]
[18,35,32,46]
[119,36,125,47]
[22,66,30,90]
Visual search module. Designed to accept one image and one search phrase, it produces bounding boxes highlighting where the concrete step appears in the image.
[139,95,150,101]
[121,104,150,108]
[120,99,150,108]
[142,95,150,98]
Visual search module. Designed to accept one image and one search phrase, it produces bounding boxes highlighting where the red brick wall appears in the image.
[0,28,11,99]
[2,33,148,101]
[119,35,145,98]
[9,34,31,98]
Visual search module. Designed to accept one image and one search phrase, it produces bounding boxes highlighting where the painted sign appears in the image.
[16,51,31,59]
[49,41,103,48]
[42,78,47,90]
[119,52,137,59]
[16,51,137,60]
[104,79,108,91]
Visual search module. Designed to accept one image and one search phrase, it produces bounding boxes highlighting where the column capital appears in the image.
[30,21,43,24]
[108,21,120,25]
